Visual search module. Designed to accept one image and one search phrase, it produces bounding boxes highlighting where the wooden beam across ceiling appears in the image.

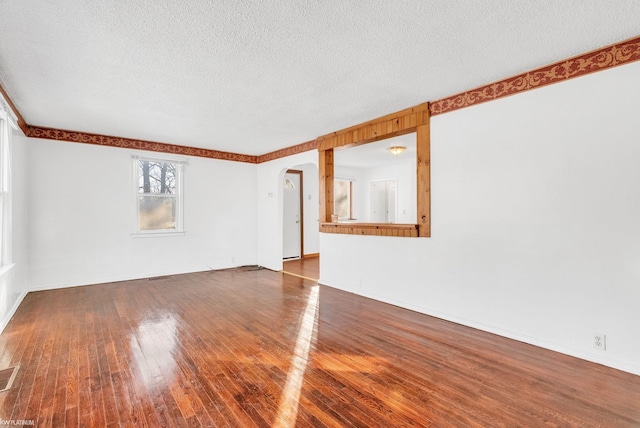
[316,103,429,152]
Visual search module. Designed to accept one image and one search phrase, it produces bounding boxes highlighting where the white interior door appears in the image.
[283,172,302,259]
[387,180,397,223]
[370,179,397,223]
[370,181,386,222]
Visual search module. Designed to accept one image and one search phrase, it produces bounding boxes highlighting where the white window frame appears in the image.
[0,92,18,267]
[131,153,186,237]
[0,116,6,265]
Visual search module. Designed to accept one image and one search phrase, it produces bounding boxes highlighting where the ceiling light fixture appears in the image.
[387,145,406,156]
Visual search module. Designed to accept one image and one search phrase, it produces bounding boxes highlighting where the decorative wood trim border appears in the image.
[257,140,317,163]
[430,35,640,116]
[6,35,640,163]
[320,223,419,237]
[0,83,28,134]
[2,77,318,163]
[25,125,258,163]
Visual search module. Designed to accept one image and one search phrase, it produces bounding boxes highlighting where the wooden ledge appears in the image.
[320,222,419,237]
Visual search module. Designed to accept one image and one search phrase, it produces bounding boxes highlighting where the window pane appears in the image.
[138,160,176,194]
[335,179,350,219]
[138,196,176,230]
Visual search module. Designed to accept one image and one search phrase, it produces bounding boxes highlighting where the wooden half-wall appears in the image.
[317,103,431,238]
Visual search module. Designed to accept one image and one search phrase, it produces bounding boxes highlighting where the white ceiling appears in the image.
[1,1,639,155]
[336,134,416,170]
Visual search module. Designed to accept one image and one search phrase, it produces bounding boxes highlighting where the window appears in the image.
[0,93,17,264]
[334,178,355,220]
[0,117,6,264]
[133,155,185,234]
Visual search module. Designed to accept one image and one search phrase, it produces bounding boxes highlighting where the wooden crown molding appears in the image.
[430,35,640,116]
[26,125,258,163]
[4,35,640,163]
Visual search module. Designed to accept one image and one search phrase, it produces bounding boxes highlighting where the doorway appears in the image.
[283,170,303,260]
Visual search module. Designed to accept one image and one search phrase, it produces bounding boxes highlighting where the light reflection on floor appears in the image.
[132,315,178,388]
[273,285,319,428]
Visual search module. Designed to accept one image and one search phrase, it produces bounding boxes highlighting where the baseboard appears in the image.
[28,265,238,292]
[318,279,640,377]
[303,253,319,258]
[0,290,27,335]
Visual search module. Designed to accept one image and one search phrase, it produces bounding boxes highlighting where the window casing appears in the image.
[0,93,18,264]
[133,155,185,235]
[0,117,6,264]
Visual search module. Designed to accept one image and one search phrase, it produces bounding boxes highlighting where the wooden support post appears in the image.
[319,149,334,225]
[417,124,431,237]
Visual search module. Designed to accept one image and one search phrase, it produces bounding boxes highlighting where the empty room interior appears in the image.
[1,1,640,426]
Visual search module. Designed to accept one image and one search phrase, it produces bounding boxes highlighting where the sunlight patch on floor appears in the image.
[273,285,319,428]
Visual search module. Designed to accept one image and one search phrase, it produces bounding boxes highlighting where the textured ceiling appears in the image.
[1,1,639,155]
[336,134,415,170]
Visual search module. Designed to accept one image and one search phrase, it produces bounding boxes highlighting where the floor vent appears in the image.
[237,265,264,272]
[0,366,18,393]
[148,276,172,281]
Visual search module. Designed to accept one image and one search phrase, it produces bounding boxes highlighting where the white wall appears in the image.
[0,131,29,332]
[320,61,640,375]
[27,138,258,289]
[336,161,416,223]
[256,151,318,271]
[297,163,319,255]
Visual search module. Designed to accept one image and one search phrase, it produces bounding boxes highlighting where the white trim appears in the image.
[131,231,186,238]
[131,152,188,164]
[0,95,19,132]
[0,291,26,334]
[27,266,219,292]
[317,279,640,376]
[0,116,12,267]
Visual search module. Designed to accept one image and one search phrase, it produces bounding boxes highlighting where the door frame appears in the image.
[284,169,304,259]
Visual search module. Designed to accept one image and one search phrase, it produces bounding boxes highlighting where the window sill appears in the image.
[131,231,186,238]
[320,222,420,237]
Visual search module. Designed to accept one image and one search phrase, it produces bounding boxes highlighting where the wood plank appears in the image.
[417,123,431,237]
[318,149,334,224]
[320,223,419,237]
[317,103,429,150]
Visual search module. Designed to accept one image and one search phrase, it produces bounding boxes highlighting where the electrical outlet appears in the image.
[594,333,606,350]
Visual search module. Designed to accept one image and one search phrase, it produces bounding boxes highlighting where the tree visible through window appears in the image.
[136,158,183,232]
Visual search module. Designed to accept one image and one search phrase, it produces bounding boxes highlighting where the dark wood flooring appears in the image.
[0,268,638,427]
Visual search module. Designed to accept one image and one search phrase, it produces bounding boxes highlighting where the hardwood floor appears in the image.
[282,257,319,281]
[0,268,638,427]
